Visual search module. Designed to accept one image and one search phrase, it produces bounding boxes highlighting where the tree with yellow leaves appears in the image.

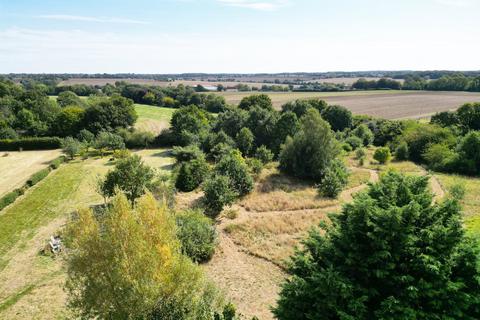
[64,192,223,319]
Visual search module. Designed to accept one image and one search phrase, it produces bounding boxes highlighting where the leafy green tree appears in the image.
[272,111,299,154]
[175,157,209,192]
[171,105,211,146]
[65,193,223,319]
[62,137,83,159]
[202,175,238,217]
[238,94,273,111]
[317,159,349,198]
[54,106,85,137]
[402,123,455,163]
[457,103,480,131]
[57,90,83,108]
[172,145,205,163]
[215,150,254,196]
[456,131,480,174]
[373,147,391,164]
[100,155,155,205]
[95,131,125,154]
[84,95,137,134]
[214,108,248,138]
[235,127,254,156]
[176,210,217,263]
[274,172,480,320]
[321,105,353,131]
[246,105,278,149]
[279,108,341,181]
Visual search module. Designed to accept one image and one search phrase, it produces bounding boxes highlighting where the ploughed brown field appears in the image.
[216,90,480,119]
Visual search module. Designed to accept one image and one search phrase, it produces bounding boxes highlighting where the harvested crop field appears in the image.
[58,78,286,89]
[0,150,62,197]
[216,90,480,119]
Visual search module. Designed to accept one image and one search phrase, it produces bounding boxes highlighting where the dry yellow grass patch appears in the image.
[224,210,330,266]
[0,150,62,197]
[240,167,338,212]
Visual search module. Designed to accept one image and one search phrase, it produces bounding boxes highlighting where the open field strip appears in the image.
[0,149,174,319]
[0,150,62,197]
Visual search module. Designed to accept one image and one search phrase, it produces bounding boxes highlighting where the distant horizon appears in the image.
[1,0,479,73]
[3,70,480,76]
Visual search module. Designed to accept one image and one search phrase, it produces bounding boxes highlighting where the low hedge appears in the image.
[50,155,67,169]
[0,137,63,151]
[0,189,22,211]
[0,155,67,211]
[27,168,51,187]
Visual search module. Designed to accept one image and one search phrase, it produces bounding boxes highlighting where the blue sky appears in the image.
[0,0,479,73]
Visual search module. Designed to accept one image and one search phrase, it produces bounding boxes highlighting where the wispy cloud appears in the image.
[217,0,289,10]
[35,14,149,25]
[434,0,474,7]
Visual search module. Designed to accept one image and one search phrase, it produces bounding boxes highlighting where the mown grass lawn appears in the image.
[0,163,90,268]
[435,173,480,234]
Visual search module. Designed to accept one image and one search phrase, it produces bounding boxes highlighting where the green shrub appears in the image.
[49,155,66,169]
[215,150,254,196]
[175,158,209,192]
[373,147,391,164]
[345,136,363,150]
[202,175,238,217]
[0,137,62,151]
[352,124,374,146]
[176,210,217,263]
[0,189,22,211]
[254,145,274,164]
[317,160,349,198]
[423,143,456,171]
[27,168,51,187]
[246,158,264,178]
[62,137,83,159]
[394,141,409,160]
[236,127,254,156]
[172,145,204,163]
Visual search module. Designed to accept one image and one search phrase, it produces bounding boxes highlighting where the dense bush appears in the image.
[373,147,391,164]
[49,155,66,169]
[280,108,341,182]
[351,124,374,146]
[274,172,480,320]
[0,137,62,151]
[254,145,274,164]
[423,143,456,171]
[238,94,273,111]
[202,175,238,216]
[402,123,455,162]
[345,136,363,150]
[172,145,204,163]
[175,157,209,192]
[317,159,349,198]
[170,105,211,146]
[176,210,217,263]
[246,158,264,178]
[394,141,409,160]
[215,150,254,196]
[27,168,50,186]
